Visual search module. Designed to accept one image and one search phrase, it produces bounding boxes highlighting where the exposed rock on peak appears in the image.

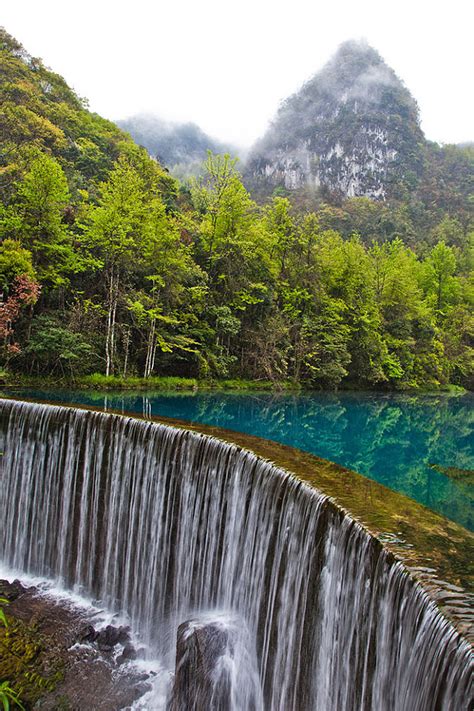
[246,40,425,199]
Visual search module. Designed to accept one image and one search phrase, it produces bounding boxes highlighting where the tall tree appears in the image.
[2,152,75,287]
[82,157,150,375]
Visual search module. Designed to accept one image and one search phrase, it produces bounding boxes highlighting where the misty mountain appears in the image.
[117,114,237,176]
[245,40,426,199]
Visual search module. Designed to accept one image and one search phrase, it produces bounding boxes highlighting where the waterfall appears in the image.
[1,398,472,710]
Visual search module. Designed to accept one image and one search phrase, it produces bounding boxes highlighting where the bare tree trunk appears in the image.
[122,326,130,378]
[105,267,113,376]
[150,325,158,375]
[105,265,119,377]
[144,318,156,377]
[110,296,117,374]
[293,330,303,382]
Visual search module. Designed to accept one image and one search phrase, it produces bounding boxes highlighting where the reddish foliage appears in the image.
[0,274,41,355]
[17,274,41,303]
[6,343,21,356]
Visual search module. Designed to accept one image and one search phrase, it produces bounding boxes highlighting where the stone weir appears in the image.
[0,398,472,710]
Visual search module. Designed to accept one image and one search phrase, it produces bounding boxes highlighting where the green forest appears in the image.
[1,29,473,390]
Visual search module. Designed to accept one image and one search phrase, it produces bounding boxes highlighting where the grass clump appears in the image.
[0,610,63,708]
[80,374,199,390]
[1,370,300,393]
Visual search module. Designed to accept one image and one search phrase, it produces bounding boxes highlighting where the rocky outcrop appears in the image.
[167,615,264,711]
[246,40,425,199]
[168,619,233,711]
[0,579,150,710]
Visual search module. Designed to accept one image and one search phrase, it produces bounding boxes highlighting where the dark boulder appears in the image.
[96,624,131,651]
[0,578,27,601]
[117,644,138,665]
[78,623,131,652]
[78,624,97,643]
[168,619,233,711]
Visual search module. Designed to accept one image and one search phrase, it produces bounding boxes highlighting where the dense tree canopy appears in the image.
[0,29,473,390]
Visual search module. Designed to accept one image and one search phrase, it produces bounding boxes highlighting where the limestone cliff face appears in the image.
[246,40,425,199]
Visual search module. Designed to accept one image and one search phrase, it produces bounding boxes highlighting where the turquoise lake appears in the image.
[6,389,474,531]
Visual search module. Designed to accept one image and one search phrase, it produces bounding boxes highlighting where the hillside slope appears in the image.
[117,114,237,177]
[0,29,472,391]
[0,28,175,202]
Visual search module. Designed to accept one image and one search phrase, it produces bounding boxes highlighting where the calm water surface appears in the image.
[7,389,474,531]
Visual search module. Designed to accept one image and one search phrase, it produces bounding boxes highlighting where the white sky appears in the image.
[2,0,473,148]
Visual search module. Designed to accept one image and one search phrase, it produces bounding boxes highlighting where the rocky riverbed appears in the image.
[0,579,154,710]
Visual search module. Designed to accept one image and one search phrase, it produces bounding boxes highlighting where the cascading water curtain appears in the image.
[1,398,472,711]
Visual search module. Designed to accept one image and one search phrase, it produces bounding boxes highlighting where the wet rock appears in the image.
[0,578,151,710]
[117,643,138,664]
[96,624,130,651]
[78,624,97,643]
[78,623,131,652]
[168,619,232,711]
[0,578,27,601]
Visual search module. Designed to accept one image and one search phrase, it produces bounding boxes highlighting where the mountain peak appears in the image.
[246,42,423,199]
[117,113,236,177]
[304,39,411,106]
[331,37,381,60]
